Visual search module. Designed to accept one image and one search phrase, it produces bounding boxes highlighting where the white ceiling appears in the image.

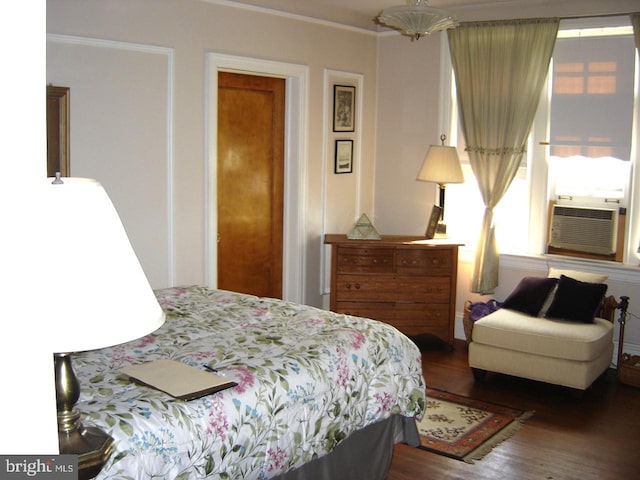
[223,0,526,31]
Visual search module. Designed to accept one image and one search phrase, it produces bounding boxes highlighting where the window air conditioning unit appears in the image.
[549,205,618,255]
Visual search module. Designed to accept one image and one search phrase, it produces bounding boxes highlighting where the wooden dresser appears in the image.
[325,234,459,346]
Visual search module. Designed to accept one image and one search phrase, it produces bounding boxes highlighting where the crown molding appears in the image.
[201,0,379,36]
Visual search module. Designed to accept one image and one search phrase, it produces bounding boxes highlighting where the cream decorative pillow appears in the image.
[547,267,608,284]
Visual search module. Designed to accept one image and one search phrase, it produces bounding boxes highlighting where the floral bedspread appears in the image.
[74,286,426,479]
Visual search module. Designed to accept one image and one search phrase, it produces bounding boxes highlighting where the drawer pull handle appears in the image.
[400,260,420,266]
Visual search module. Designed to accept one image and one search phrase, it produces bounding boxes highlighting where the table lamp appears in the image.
[41,175,165,479]
[416,134,464,236]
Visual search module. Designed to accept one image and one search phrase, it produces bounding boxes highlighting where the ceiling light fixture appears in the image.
[378,0,459,40]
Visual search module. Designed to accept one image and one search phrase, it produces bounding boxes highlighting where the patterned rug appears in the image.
[416,388,534,463]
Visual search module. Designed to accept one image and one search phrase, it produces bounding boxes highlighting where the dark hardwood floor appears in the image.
[386,339,640,480]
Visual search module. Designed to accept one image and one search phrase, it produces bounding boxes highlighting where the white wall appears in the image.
[47,37,173,287]
[375,32,445,236]
[375,0,640,354]
[46,0,379,306]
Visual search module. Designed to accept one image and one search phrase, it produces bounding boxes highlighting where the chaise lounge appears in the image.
[468,269,627,391]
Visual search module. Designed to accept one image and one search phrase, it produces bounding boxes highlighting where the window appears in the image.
[444,17,640,264]
[548,27,635,204]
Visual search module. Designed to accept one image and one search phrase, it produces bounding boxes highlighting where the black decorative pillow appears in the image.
[502,276,558,317]
[544,275,608,323]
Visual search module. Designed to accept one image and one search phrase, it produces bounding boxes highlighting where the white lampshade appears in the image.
[37,177,165,353]
[416,144,464,185]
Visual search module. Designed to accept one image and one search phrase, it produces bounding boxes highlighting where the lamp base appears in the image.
[59,421,114,480]
[55,353,114,480]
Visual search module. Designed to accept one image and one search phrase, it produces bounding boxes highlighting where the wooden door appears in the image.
[217,72,284,298]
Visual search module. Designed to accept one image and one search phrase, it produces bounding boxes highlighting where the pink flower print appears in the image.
[158,288,188,306]
[157,297,173,308]
[205,400,230,440]
[373,391,394,414]
[111,353,138,364]
[267,446,288,472]
[335,347,349,388]
[239,320,262,329]
[251,307,268,317]
[109,345,138,364]
[193,351,217,361]
[349,331,366,350]
[132,335,156,348]
[225,366,255,394]
[305,317,324,327]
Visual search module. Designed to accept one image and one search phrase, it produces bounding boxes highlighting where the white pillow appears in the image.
[547,267,608,284]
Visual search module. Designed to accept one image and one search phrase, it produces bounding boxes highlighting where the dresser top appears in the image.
[324,234,463,247]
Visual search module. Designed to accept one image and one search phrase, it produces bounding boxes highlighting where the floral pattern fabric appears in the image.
[74,286,426,479]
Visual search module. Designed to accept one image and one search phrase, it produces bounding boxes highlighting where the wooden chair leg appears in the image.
[472,368,487,382]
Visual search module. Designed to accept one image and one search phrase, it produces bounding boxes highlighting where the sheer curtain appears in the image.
[448,19,559,294]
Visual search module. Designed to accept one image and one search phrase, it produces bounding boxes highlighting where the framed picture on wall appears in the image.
[333,85,355,132]
[335,140,353,174]
[46,85,70,177]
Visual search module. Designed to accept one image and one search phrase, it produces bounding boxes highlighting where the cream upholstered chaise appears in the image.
[468,269,621,391]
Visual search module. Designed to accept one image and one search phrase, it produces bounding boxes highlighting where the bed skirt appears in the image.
[275,414,419,480]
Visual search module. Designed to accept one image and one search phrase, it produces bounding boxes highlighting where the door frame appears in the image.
[206,53,309,304]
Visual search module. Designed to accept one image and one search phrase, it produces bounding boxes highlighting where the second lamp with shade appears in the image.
[417,134,464,237]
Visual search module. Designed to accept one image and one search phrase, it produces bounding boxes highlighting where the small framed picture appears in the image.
[335,140,353,174]
[425,205,443,239]
[47,85,70,177]
[333,85,355,132]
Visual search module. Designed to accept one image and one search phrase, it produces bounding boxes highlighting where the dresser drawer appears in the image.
[393,302,449,325]
[391,303,450,338]
[395,248,453,275]
[336,247,394,273]
[335,274,451,303]
[394,320,450,339]
[335,302,450,339]
[335,302,395,322]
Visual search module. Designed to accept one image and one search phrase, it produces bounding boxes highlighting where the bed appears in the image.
[73,286,426,479]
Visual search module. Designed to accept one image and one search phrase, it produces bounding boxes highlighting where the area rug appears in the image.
[416,388,534,463]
